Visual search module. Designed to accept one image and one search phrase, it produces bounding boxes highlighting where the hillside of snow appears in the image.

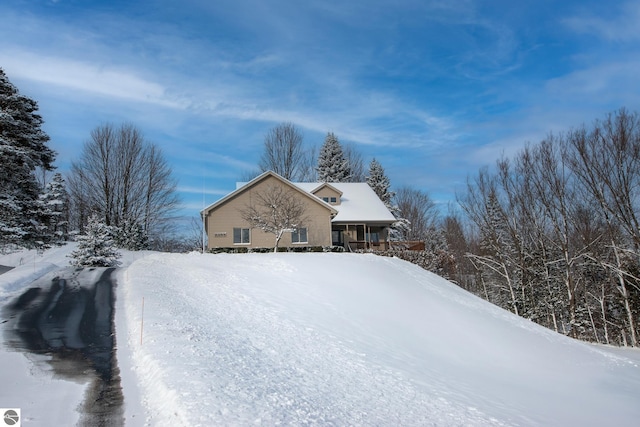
[118,252,640,426]
[2,245,640,426]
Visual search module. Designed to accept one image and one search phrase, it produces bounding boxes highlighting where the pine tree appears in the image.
[365,158,408,241]
[69,214,121,267]
[317,132,351,182]
[36,173,69,246]
[0,68,56,247]
[366,158,394,207]
[115,218,149,250]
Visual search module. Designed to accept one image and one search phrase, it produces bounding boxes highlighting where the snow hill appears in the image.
[2,245,640,426]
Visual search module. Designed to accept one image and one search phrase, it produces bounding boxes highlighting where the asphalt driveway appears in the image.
[2,267,123,426]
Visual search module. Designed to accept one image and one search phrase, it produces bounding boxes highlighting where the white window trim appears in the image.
[233,227,251,245]
[291,227,308,244]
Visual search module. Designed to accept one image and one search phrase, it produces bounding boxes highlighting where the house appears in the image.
[202,171,397,251]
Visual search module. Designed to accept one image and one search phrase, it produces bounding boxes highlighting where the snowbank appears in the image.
[2,245,640,426]
[118,251,640,426]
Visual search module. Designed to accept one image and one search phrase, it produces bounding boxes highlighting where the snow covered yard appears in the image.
[119,251,640,426]
[2,245,640,426]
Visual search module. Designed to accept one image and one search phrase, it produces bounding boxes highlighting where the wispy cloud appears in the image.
[0,50,184,108]
[177,186,228,196]
[545,60,640,103]
[564,1,640,42]
[3,0,639,221]
[0,0,462,154]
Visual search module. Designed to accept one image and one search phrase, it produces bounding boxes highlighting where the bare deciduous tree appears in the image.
[259,122,309,181]
[67,123,180,245]
[394,186,439,241]
[564,109,640,346]
[297,144,318,182]
[457,109,640,346]
[240,184,308,252]
[344,142,365,182]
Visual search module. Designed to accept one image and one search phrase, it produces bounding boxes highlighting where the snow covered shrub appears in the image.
[114,218,149,250]
[69,214,121,267]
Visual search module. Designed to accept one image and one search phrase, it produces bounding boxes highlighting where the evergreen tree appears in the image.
[115,218,149,250]
[366,158,394,207]
[36,172,69,246]
[69,214,121,267]
[366,158,410,241]
[0,68,56,247]
[317,132,351,182]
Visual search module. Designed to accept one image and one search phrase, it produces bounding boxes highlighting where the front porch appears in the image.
[331,224,391,251]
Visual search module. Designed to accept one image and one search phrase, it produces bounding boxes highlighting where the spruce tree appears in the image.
[366,158,410,241]
[69,214,121,267]
[115,218,149,250]
[317,132,351,182]
[0,68,56,246]
[366,158,394,207]
[36,172,69,246]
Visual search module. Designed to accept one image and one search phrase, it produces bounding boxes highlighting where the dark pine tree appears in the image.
[36,172,69,246]
[0,68,56,247]
[366,158,393,207]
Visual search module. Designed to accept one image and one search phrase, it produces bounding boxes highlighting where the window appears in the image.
[291,227,308,244]
[233,227,250,244]
[322,196,338,204]
[367,232,380,244]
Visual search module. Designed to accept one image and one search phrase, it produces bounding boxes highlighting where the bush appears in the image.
[208,245,344,254]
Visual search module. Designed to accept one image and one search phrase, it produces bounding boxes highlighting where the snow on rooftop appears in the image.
[295,182,396,223]
[231,176,396,223]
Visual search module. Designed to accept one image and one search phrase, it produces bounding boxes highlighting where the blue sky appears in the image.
[2,0,639,228]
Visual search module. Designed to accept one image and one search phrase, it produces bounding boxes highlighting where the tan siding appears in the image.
[312,187,341,205]
[205,175,333,249]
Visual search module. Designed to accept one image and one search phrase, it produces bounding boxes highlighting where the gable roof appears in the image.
[308,182,343,196]
[293,182,396,224]
[201,171,338,216]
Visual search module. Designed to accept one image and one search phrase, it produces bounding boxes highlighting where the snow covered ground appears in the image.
[2,245,640,426]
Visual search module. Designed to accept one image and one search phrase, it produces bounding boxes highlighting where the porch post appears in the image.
[366,225,370,249]
[346,224,350,251]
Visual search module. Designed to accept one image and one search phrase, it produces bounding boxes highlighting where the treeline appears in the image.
[450,109,640,346]
[0,68,182,252]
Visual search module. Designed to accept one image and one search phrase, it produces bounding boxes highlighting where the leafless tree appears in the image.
[460,159,534,318]
[457,109,640,346]
[67,123,180,244]
[564,109,640,346]
[394,186,439,241]
[442,210,476,290]
[239,169,262,182]
[344,142,366,182]
[297,144,318,182]
[259,122,308,180]
[240,184,308,252]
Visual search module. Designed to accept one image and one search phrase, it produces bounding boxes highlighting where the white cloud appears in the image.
[564,1,640,42]
[0,50,186,109]
[177,186,228,196]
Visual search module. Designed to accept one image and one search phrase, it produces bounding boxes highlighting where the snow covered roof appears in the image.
[294,182,396,224]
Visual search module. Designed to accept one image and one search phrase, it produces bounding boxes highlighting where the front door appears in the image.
[332,230,343,246]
